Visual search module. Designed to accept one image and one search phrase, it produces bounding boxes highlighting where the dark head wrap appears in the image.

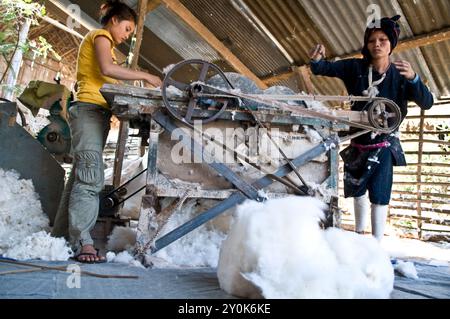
[361,15,401,60]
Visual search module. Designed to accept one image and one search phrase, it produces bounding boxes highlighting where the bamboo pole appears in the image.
[416,109,426,239]
[406,115,450,119]
[339,187,450,199]
[401,131,450,135]
[391,198,449,205]
[402,139,450,146]
[404,151,449,155]
[389,207,450,215]
[396,174,450,180]
[0,259,138,279]
[392,181,450,186]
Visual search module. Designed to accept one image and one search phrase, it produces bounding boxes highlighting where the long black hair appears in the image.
[99,0,137,26]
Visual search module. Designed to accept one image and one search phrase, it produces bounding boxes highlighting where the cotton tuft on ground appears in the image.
[106,199,228,268]
[0,168,72,261]
[217,196,394,299]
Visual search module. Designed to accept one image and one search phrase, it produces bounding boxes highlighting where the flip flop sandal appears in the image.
[72,249,106,264]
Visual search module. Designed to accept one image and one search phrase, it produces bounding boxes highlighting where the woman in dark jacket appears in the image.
[309,15,434,241]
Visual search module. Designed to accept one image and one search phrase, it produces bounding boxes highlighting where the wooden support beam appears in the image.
[160,0,268,89]
[263,26,450,86]
[263,70,293,86]
[146,0,161,13]
[131,0,148,69]
[396,26,450,52]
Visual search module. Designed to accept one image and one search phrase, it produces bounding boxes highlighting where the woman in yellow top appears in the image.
[52,0,161,263]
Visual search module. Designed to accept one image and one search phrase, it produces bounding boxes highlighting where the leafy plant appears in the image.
[0,0,58,93]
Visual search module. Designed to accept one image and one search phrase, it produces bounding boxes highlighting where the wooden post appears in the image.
[112,120,130,187]
[134,122,160,261]
[112,0,148,188]
[416,109,426,239]
[130,0,148,70]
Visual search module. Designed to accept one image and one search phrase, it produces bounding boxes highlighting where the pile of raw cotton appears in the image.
[217,196,394,299]
[106,199,227,268]
[0,168,72,261]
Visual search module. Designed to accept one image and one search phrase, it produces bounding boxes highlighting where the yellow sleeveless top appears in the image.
[75,29,118,108]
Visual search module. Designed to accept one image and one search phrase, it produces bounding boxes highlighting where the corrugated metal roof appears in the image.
[397,0,450,96]
[299,0,367,56]
[244,0,329,66]
[295,0,444,96]
[146,6,223,63]
[49,0,450,98]
[123,0,225,65]
[421,41,450,96]
[178,0,291,77]
[398,0,450,33]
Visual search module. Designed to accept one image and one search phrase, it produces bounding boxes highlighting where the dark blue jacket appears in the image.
[311,58,434,166]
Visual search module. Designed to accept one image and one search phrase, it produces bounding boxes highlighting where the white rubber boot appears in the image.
[354,194,370,234]
[371,204,389,241]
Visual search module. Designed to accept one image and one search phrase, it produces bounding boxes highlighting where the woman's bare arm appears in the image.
[94,35,162,87]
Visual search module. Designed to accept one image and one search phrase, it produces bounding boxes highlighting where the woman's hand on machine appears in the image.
[145,73,163,88]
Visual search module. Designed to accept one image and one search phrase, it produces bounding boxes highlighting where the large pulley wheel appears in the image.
[161,59,234,124]
[367,100,402,133]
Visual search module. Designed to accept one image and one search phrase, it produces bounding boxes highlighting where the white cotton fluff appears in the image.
[153,199,227,268]
[166,85,184,97]
[217,196,394,299]
[106,251,117,263]
[163,64,176,74]
[381,237,450,263]
[303,125,323,144]
[304,100,330,113]
[394,260,419,279]
[0,169,72,261]
[106,226,137,252]
[108,250,144,268]
[3,231,72,261]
